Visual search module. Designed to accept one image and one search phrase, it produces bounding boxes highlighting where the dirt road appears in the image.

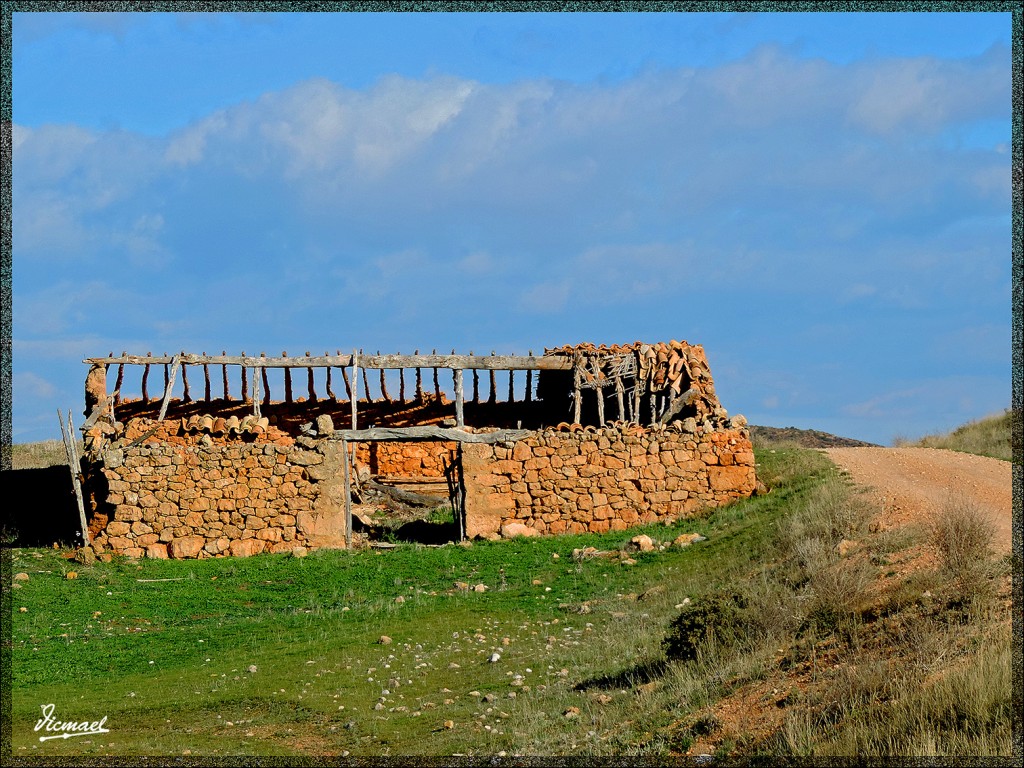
[825,447,1013,555]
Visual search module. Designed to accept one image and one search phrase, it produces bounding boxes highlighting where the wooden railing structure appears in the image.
[83,350,574,433]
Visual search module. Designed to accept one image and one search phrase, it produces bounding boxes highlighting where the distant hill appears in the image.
[748,425,880,449]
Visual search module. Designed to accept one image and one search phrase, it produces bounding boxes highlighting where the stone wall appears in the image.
[85,419,756,558]
[354,440,458,478]
[461,423,755,539]
[87,437,349,559]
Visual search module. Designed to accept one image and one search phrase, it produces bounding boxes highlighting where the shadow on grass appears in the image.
[574,658,670,691]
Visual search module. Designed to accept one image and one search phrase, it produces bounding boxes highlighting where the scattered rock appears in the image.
[373,702,385,711]
[65,571,78,580]
[552,553,560,559]
[488,653,501,663]
[443,720,455,730]
[75,548,97,566]
[500,522,539,539]
[563,706,581,719]
[637,586,665,601]
[473,583,488,593]
[629,535,656,553]
[19,607,28,613]
[378,635,393,645]
[594,693,613,706]
[483,693,497,703]
[291,547,308,558]
[621,558,637,566]
[673,533,707,548]
[531,579,544,586]
[454,581,470,591]
[13,573,29,582]
[394,595,406,604]
[247,665,258,673]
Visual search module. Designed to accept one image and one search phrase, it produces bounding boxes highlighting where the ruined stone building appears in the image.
[73,341,757,558]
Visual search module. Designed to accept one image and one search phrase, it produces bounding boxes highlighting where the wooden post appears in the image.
[221,351,230,400]
[361,350,371,404]
[414,349,423,402]
[181,360,191,403]
[525,351,533,403]
[378,351,390,402]
[157,355,181,421]
[632,352,643,424]
[399,364,406,402]
[573,368,582,425]
[114,353,125,406]
[350,349,359,431]
[326,352,337,401]
[252,365,261,418]
[508,369,515,403]
[163,353,170,393]
[261,352,271,406]
[488,351,497,404]
[241,352,249,402]
[283,351,292,403]
[342,439,353,548]
[432,349,441,401]
[615,374,625,422]
[454,368,465,428]
[306,351,317,401]
[141,352,151,402]
[203,352,211,403]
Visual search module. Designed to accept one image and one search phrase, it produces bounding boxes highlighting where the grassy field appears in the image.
[5,444,1013,759]
[897,408,1015,462]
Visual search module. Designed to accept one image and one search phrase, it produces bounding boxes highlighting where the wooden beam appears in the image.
[658,388,700,425]
[333,426,532,443]
[83,352,573,371]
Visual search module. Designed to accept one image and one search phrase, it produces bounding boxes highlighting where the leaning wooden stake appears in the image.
[306,351,317,401]
[261,352,271,406]
[141,352,152,402]
[157,355,181,421]
[58,409,89,546]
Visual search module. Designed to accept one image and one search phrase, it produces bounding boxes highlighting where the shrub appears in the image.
[664,591,748,662]
[930,495,997,605]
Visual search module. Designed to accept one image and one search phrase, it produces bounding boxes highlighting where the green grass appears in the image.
[901,408,1015,462]
[7,442,1011,758]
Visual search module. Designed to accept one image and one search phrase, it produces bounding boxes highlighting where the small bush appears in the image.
[930,496,997,604]
[664,591,748,662]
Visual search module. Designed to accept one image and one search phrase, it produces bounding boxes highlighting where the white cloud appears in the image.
[13,371,57,400]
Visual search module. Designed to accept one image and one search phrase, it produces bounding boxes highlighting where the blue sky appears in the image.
[9,10,1013,445]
